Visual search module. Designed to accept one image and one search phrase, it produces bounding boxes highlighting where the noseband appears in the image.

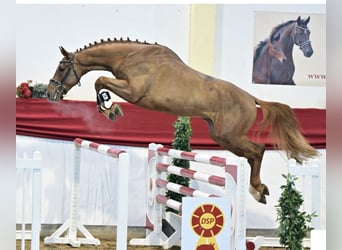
[295,25,311,50]
[49,56,81,97]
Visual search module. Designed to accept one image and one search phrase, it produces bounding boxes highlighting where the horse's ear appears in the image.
[271,32,280,42]
[296,16,301,24]
[304,16,310,25]
[59,46,71,59]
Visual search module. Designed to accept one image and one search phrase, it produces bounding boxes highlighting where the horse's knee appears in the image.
[95,76,106,91]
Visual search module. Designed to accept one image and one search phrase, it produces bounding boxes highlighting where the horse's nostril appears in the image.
[306,50,313,57]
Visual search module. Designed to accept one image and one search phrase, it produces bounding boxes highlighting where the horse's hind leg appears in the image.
[243,141,270,203]
[209,126,269,204]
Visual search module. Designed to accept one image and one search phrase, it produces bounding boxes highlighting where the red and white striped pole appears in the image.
[45,138,129,250]
[74,138,129,250]
[130,142,248,250]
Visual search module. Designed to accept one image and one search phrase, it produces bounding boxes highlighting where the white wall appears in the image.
[16,4,325,108]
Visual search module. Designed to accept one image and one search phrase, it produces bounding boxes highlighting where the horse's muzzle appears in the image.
[46,89,64,102]
[47,81,65,102]
[46,92,55,102]
[299,42,313,57]
[304,49,313,57]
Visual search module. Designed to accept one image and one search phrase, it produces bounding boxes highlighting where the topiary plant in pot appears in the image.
[275,173,317,250]
[166,116,192,213]
[162,116,192,237]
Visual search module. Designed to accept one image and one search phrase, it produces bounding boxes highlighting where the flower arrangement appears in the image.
[16,82,32,98]
[16,81,48,98]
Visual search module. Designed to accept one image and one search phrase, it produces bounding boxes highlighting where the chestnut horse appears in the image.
[252,33,287,84]
[47,38,318,204]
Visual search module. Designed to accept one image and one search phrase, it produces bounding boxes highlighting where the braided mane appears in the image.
[75,37,158,53]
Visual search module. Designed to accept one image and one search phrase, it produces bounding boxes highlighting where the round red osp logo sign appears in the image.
[190,203,225,250]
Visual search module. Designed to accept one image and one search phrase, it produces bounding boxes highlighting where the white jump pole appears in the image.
[130,143,248,249]
[44,138,129,249]
[16,151,42,250]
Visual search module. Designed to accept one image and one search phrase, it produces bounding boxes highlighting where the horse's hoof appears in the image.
[263,184,270,196]
[114,104,124,116]
[109,113,117,121]
[259,195,267,204]
[249,184,270,204]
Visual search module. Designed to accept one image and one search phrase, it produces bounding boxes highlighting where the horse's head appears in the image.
[47,47,82,102]
[294,16,313,57]
[269,33,287,63]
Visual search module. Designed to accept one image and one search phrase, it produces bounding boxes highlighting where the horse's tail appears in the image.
[254,98,318,163]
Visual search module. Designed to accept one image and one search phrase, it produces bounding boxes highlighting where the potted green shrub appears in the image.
[162,117,192,236]
[275,173,317,250]
[166,116,192,213]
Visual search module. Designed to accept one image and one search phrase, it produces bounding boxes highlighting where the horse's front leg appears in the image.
[95,76,129,121]
[96,92,124,121]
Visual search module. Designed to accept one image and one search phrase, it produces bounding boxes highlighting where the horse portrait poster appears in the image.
[252,11,326,87]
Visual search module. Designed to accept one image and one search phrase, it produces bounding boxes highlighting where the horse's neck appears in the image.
[281,24,296,57]
[75,43,148,75]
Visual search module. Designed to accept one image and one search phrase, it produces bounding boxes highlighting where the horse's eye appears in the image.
[58,59,70,71]
[58,64,68,71]
[300,30,309,36]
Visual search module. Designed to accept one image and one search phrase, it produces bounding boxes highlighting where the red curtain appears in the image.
[16,99,326,149]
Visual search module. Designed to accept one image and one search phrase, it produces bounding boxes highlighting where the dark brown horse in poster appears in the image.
[47,38,318,204]
[253,16,313,85]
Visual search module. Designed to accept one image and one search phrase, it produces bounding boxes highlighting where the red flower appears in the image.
[16,82,32,98]
[20,82,28,88]
[23,89,31,98]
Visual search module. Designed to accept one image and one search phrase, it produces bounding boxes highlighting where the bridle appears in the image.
[49,55,81,98]
[294,25,311,50]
